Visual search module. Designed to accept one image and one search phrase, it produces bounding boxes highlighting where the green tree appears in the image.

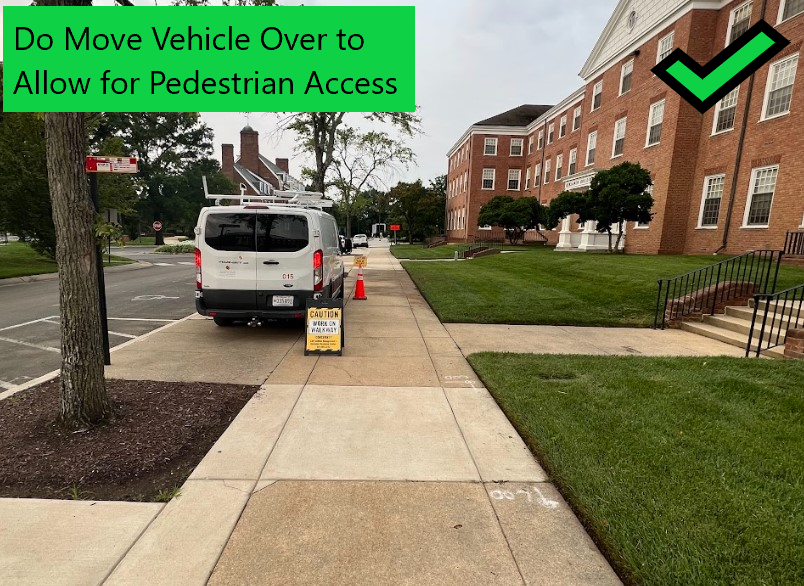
[389,180,442,242]
[427,174,447,236]
[478,196,544,245]
[546,191,587,231]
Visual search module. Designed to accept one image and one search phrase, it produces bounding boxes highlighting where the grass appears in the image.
[390,243,538,260]
[468,353,804,586]
[125,236,156,246]
[0,242,133,279]
[402,247,804,327]
[154,486,182,502]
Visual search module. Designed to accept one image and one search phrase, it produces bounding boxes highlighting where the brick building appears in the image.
[446,0,804,254]
[221,125,305,197]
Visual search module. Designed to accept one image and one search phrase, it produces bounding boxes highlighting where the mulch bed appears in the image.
[0,379,258,502]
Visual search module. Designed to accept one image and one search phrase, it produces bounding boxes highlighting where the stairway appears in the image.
[681,299,803,358]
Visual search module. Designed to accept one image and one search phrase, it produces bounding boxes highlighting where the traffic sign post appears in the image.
[390,224,401,245]
[153,221,163,232]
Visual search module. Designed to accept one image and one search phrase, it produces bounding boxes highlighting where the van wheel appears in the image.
[213,317,234,327]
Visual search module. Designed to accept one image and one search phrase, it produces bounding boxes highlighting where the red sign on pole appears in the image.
[390,225,401,231]
[152,221,163,232]
[86,156,138,174]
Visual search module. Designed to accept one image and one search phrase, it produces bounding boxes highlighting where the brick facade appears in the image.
[446,0,804,254]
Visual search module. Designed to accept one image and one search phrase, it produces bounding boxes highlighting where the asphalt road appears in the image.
[0,248,197,390]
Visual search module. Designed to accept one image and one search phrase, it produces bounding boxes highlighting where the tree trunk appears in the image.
[614,221,624,254]
[607,229,613,253]
[44,112,111,430]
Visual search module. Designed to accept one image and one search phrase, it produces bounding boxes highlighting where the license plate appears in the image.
[272,295,294,307]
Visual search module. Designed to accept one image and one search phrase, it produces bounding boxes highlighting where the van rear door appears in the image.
[201,210,258,310]
[255,211,313,310]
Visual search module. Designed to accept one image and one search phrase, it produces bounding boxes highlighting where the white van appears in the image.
[194,203,345,326]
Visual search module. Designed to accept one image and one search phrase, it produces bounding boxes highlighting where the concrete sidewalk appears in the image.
[2,245,620,585]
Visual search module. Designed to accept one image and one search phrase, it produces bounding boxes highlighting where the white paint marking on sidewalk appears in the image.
[108,331,137,339]
[0,335,60,353]
[0,316,60,332]
[0,380,14,390]
[107,317,178,323]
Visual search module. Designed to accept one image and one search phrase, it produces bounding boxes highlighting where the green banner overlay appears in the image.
[2,6,415,113]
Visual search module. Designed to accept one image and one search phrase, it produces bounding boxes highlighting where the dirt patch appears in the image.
[0,379,258,502]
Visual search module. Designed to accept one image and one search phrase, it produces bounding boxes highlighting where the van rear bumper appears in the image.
[195,288,323,320]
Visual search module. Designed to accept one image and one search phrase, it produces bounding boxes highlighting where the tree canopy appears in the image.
[478,196,544,245]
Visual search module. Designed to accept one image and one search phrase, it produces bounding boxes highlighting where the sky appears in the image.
[1,0,619,188]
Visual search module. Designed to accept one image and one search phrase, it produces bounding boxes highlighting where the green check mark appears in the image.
[667,33,774,101]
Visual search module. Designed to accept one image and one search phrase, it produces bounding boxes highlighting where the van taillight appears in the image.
[195,248,202,289]
[313,249,323,291]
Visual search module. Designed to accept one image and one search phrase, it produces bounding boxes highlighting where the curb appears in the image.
[0,261,153,288]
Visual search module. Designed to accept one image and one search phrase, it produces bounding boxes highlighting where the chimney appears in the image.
[239,125,259,174]
[275,158,290,175]
[221,144,234,182]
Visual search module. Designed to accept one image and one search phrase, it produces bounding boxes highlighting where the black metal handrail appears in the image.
[654,250,783,329]
[746,284,804,357]
[784,230,804,256]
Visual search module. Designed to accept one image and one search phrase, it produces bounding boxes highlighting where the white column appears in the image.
[556,216,573,250]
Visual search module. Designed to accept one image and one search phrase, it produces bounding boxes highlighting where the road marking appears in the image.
[178,261,195,265]
[107,317,178,322]
[108,331,137,339]
[152,262,173,266]
[0,316,60,332]
[132,295,181,301]
[0,335,60,353]
[0,381,14,390]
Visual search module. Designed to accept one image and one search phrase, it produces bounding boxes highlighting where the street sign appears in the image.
[353,255,368,268]
[390,225,401,231]
[305,298,344,356]
[85,156,138,174]
[152,221,163,232]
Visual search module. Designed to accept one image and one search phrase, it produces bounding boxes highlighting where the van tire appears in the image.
[213,317,235,327]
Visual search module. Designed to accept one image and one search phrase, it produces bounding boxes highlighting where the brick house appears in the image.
[221,125,305,197]
[446,0,804,254]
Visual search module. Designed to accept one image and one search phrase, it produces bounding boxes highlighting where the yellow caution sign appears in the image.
[353,255,368,268]
[305,299,344,356]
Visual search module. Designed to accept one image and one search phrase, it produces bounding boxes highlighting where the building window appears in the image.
[508,169,521,191]
[537,130,544,150]
[528,137,534,154]
[482,168,495,190]
[699,175,725,227]
[744,166,778,226]
[592,81,603,110]
[569,148,577,175]
[620,60,634,95]
[548,123,555,144]
[484,138,498,156]
[544,159,551,184]
[534,163,541,187]
[762,55,799,119]
[728,1,753,46]
[510,138,524,156]
[586,131,597,166]
[657,32,674,63]
[525,167,531,190]
[559,115,567,138]
[713,88,739,133]
[646,100,665,146]
[556,154,564,180]
[612,118,627,158]
[573,106,582,131]
[636,186,653,227]
[780,0,804,21]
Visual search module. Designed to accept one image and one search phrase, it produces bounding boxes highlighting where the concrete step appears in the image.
[680,321,785,359]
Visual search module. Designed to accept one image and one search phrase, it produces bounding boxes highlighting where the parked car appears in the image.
[352,234,369,248]
[194,202,345,327]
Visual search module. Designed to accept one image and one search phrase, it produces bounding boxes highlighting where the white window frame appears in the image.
[508,169,521,191]
[592,81,603,111]
[712,87,739,134]
[645,100,665,147]
[778,0,804,23]
[586,131,597,166]
[482,168,495,190]
[544,159,551,184]
[727,1,753,47]
[569,148,577,175]
[548,122,555,144]
[534,163,541,187]
[528,136,534,154]
[484,137,498,156]
[525,167,531,190]
[573,106,582,131]
[510,138,524,157]
[657,32,674,63]
[697,174,726,229]
[537,129,544,150]
[742,165,779,228]
[555,153,564,181]
[559,115,567,138]
[620,60,634,95]
[612,118,627,158]
[761,54,799,121]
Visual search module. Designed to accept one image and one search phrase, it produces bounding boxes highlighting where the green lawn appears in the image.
[391,243,536,260]
[125,236,156,246]
[403,248,804,327]
[0,243,132,279]
[468,353,804,586]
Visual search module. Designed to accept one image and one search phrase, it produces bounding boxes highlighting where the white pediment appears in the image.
[579,0,724,81]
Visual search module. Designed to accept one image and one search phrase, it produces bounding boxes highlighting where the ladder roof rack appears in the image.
[202,176,334,209]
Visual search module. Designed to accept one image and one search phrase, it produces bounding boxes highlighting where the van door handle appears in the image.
[263,261,280,265]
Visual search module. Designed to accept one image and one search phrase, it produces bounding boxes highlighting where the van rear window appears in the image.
[205,213,255,251]
[257,214,309,252]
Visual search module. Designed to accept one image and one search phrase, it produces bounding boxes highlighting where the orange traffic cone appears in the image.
[353,268,367,300]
